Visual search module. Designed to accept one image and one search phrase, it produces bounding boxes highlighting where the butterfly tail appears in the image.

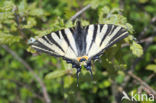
[85,62,93,80]
[76,67,81,87]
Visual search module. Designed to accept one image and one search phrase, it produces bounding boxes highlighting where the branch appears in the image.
[13,6,27,40]
[111,81,118,103]
[128,71,156,98]
[0,78,45,102]
[1,45,51,103]
[121,36,154,48]
[70,4,91,21]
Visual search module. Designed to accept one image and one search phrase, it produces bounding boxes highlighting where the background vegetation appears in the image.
[0,0,155,103]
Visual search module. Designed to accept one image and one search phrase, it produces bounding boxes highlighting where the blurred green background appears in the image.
[0,0,156,103]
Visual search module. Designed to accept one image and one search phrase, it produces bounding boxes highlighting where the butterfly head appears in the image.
[77,56,88,66]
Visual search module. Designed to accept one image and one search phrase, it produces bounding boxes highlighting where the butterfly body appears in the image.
[31,21,129,84]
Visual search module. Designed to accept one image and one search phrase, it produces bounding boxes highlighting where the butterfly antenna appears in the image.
[76,67,81,87]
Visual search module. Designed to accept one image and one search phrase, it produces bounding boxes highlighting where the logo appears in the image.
[122,91,155,102]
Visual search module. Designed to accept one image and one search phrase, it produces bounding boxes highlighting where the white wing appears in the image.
[32,28,78,61]
[86,24,129,60]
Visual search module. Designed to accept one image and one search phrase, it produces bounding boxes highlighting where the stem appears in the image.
[70,4,91,21]
[1,45,51,103]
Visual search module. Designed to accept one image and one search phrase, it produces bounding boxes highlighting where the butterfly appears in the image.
[31,21,129,85]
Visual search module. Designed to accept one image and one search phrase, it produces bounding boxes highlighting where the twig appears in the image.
[39,0,43,8]
[1,45,51,103]
[111,81,118,103]
[13,6,27,40]
[121,36,154,48]
[119,0,124,10]
[128,71,156,98]
[70,4,91,21]
[0,78,45,102]
[147,73,155,80]
[138,73,156,95]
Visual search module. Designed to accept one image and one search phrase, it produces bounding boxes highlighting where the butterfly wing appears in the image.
[31,28,79,64]
[31,24,128,65]
[85,24,129,61]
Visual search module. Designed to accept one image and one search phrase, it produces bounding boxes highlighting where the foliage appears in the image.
[0,0,155,103]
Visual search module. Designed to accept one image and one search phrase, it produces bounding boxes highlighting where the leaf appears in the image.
[98,6,134,33]
[31,29,53,36]
[116,71,125,84]
[98,6,110,23]
[145,6,156,13]
[29,8,45,17]
[0,1,15,12]
[0,12,14,21]
[125,23,134,34]
[130,41,143,57]
[146,64,156,73]
[139,0,149,3]
[0,34,21,45]
[26,46,36,54]
[99,80,111,88]
[45,69,67,79]
[23,17,37,29]
[18,0,27,16]
[64,76,74,88]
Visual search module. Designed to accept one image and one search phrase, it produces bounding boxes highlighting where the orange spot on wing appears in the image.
[83,56,88,60]
[77,56,88,62]
[77,57,82,61]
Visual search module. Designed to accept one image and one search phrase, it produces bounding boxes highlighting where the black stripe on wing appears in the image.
[61,29,76,54]
[33,46,61,57]
[45,33,65,52]
[100,24,104,32]
[100,24,112,46]
[32,40,60,56]
[33,40,56,53]
[109,28,127,44]
[107,30,128,48]
[109,26,118,36]
[55,31,60,39]
[88,24,98,51]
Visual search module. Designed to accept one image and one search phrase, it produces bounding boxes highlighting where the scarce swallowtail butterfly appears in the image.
[31,21,129,85]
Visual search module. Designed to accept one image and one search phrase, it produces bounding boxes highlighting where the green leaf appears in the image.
[99,80,111,88]
[64,76,74,88]
[29,8,45,17]
[0,12,14,21]
[18,0,27,16]
[26,46,36,53]
[0,1,15,12]
[145,6,156,13]
[0,34,21,45]
[139,0,149,3]
[45,69,67,79]
[116,71,125,84]
[146,64,156,73]
[31,29,53,36]
[130,41,143,57]
[23,17,37,29]
[125,23,134,34]
[98,6,110,23]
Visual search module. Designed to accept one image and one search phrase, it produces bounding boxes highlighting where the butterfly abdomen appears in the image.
[74,21,87,56]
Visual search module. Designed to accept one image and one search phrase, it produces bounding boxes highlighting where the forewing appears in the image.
[86,24,129,60]
[31,28,78,61]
